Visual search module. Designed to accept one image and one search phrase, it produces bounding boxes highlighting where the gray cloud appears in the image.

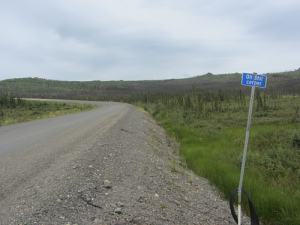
[0,0,299,81]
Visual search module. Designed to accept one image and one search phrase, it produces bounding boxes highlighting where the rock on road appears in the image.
[0,100,250,224]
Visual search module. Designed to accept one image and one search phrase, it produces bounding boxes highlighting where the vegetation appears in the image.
[132,88,300,225]
[0,93,97,127]
[2,68,300,224]
[1,68,300,101]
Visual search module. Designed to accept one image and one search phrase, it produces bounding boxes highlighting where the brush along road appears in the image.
[0,100,250,224]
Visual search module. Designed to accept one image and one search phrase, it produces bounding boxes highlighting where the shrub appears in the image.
[216,124,223,131]
[291,130,300,149]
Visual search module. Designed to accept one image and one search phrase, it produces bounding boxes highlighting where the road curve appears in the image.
[0,100,123,158]
[0,100,251,224]
[0,100,128,200]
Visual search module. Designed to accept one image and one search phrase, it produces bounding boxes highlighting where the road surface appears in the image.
[0,101,124,158]
[0,100,250,224]
[0,101,128,217]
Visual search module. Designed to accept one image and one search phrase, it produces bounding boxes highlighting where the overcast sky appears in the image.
[0,0,299,81]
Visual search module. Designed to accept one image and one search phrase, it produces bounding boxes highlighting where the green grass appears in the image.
[0,100,98,127]
[135,95,300,224]
[157,118,300,224]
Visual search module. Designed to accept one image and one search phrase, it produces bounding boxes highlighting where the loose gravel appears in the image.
[0,104,250,224]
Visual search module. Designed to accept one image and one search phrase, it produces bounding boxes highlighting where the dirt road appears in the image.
[0,101,250,224]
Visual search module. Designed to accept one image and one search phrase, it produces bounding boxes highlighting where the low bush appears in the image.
[134,93,300,224]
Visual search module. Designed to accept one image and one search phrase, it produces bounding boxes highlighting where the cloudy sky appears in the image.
[0,0,299,81]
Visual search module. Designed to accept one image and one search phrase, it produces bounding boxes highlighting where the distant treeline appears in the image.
[0,69,300,101]
[0,93,24,108]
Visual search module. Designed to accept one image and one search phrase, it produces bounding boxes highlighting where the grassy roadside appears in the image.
[0,99,98,127]
[134,94,300,224]
[157,118,300,224]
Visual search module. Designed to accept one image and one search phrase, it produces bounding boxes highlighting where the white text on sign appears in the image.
[241,73,267,88]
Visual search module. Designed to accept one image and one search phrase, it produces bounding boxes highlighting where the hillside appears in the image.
[1,69,300,100]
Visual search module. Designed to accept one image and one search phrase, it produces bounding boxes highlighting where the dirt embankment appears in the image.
[0,104,250,224]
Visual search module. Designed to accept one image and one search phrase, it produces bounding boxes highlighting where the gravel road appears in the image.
[0,101,250,224]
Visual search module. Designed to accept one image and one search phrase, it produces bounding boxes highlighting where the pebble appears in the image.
[94,218,103,224]
[117,202,125,207]
[1,104,251,225]
[137,186,144,191]
[84,195,91,202]
[114,208,122,214]
[104,180,111,188]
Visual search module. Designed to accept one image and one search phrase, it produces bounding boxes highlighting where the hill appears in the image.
[1,69,300,101]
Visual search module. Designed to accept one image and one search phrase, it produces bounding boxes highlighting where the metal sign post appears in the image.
[238,85,255,224]
[230,73,267,225]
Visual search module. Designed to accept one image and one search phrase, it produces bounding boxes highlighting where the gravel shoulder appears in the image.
[0,103,250,224]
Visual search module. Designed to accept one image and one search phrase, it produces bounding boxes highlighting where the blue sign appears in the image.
[241,73,267,88]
